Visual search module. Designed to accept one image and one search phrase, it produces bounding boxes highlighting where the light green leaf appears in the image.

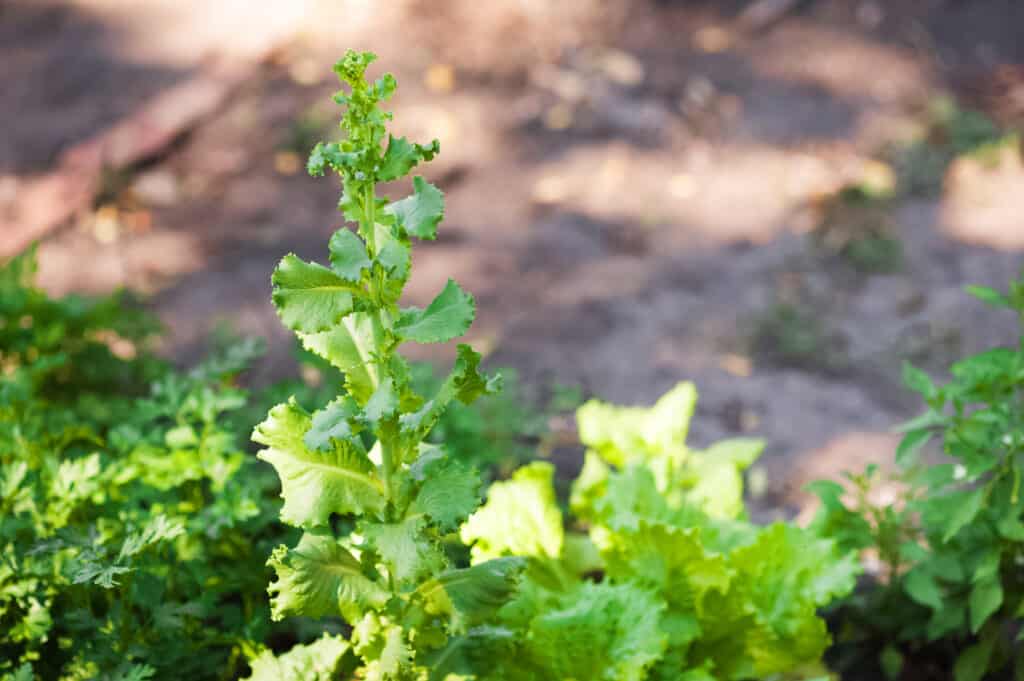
[698,437,764,469]
[329,228,371,283]
[951,347,1016,384]
[350,611,384,661]
[965,284,1011,309]
[691,522,859,679]
[895,409,946,433]
[1,461,29,503]
[118,514,185,560]
[299,312,385,404]
[560,532,605,576]
[525,582,667,681]
[0,241,37,286]
[733,523,860,607]
[254,400,385,528]
[373,222,411,303]
[267,530,389,622]
[410,457,481,532]
[70,562,132,589]
[244,634,350,681]
[385,176,444,240]
[969,578,1003,633]
[49,453,102,505]
[378,137,439,182]
[896,428,932,467]
[362,516,445,584]
[364,376,398,424]
[674,666,718,681]
[337,182,369,225]
[596,520,730,618]
[585,464,674,532]
[304,396,361,451]
[272,254,357,333]
[577,382,697,467]
[447,344,503,404]
[400,345,502,440]
[165,424,198,449]
[687,439,764,519]
[308,142,357,177]
[902,362,937,399]
[805,479,846,509]
[569,450,611,518]
[461,462,563,563]
[377,625,413,680]
[395,279,475,344]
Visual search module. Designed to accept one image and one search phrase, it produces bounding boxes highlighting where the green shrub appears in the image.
[0,245,162,403]
[0,251,288,680]
[811,274,1024,681]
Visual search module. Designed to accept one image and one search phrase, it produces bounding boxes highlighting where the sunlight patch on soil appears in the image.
[941,151,1024,251]
[37,228,205,297]
[527,143,863,246]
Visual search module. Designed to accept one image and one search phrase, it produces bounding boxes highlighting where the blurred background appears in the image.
[3,0,1023,517]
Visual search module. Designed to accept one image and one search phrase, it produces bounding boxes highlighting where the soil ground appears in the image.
[4,0,1024,516]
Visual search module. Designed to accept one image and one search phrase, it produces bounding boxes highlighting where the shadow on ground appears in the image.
[9,0,1024,515]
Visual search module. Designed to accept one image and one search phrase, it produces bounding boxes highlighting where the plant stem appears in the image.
[363,183,377,256]
[358,178,400,508]
[119,572,134,652]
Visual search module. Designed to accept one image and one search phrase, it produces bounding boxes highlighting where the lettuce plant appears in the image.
[252,51,523,679]
[450,383,860,680]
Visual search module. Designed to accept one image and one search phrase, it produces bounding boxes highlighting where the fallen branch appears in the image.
[737,0,808,33]
[0,48,286,258]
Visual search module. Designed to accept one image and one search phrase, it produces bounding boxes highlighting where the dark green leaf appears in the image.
[954,638,994,681]
[904,568,944,611]
[969,578,1003,633]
